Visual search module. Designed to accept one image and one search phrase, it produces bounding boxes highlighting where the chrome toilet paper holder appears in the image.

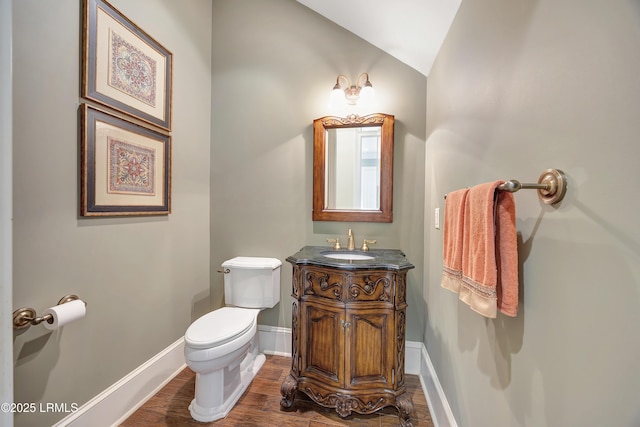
[12,294,85,330]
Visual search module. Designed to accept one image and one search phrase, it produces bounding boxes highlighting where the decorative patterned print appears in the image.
[109,30,157,106]
[108,137,155,195]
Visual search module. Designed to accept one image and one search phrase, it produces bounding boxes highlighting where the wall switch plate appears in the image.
[435,208,440,229]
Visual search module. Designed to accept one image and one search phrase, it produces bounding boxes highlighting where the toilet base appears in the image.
[188,340,266,422]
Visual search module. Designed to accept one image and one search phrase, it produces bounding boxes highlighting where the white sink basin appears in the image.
[322,252,376,261]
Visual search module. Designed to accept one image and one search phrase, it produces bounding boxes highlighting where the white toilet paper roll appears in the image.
[42,299,86,330]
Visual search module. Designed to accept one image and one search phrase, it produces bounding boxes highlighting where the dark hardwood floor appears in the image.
[121,355,433,427]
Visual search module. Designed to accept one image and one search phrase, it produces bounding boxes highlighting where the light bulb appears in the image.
[329,87,346,109]
[359,84,374,105]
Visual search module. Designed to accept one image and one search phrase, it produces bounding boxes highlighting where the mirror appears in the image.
[313,113,394,222]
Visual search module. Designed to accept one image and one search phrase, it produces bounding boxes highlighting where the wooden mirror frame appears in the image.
[312,113,394,222]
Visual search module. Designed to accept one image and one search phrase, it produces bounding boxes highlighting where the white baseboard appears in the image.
[418,344,458,427]
[52,326,457,427]
[258,324,292,356]
[53,337,186,427]
[405,340,422,375]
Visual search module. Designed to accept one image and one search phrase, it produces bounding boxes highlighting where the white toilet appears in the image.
[184,256,282,422]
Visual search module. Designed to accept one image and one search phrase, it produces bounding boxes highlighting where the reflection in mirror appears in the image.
[325,126,381,210]
[313,113,394,222]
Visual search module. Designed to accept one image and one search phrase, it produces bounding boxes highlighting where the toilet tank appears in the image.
[221,257,282,309]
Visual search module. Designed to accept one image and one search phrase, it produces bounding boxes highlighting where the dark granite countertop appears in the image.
[286,245,414,271]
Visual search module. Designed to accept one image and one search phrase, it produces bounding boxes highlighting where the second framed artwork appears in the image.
[81,104,171,216]
[82,0,173,131]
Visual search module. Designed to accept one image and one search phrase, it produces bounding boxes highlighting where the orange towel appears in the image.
[441,188,469,293]
[495,189,519,316]
[459,181,519,318]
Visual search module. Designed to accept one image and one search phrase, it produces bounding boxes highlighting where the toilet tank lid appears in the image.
[222,257,282,270]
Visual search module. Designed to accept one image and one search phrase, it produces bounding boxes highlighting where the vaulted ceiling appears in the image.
[296,0,462,76]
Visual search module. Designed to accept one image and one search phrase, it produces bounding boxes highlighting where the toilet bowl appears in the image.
[183,257,281,422]
[184,307,263,422]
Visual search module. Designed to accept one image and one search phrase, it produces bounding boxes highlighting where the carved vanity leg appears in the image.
[396,393,414,427]
[280,374,298,409]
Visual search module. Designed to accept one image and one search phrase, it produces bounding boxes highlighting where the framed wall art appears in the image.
[81,104,171,216]
[82,0,173,131]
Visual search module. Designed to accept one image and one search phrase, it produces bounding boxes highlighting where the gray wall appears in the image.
[12,1,212,425]
[425,0,640,426]
[11,0,426,425]
[210,0,427,340]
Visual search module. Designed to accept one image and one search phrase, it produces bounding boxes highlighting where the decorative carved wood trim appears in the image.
[348,273,392,302]
[279,374,298,409]
[303,386,388,417]
[291,300,299,376]
[320,114,386,127]
[395,274,407,307]
[396,393,414,427]
[292,265,301,298]
[303,269,344,302]
[396,309,406,387]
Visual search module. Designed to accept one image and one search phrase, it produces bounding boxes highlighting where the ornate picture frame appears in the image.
[82,0,173,131]
[81,104,171,216]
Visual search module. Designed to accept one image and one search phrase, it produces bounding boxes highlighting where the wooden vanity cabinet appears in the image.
[281,263,414,427]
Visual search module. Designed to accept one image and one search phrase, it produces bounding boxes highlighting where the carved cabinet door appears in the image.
[299,300,345,387]
[300,299,395,392]
[345,307,395,391]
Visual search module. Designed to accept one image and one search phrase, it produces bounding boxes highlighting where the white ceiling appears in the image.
[296,0,462,76]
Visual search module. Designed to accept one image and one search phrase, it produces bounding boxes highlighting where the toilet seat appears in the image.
[185,307,257,349]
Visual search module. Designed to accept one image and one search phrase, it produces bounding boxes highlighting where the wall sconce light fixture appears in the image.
[329,72,374,108]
